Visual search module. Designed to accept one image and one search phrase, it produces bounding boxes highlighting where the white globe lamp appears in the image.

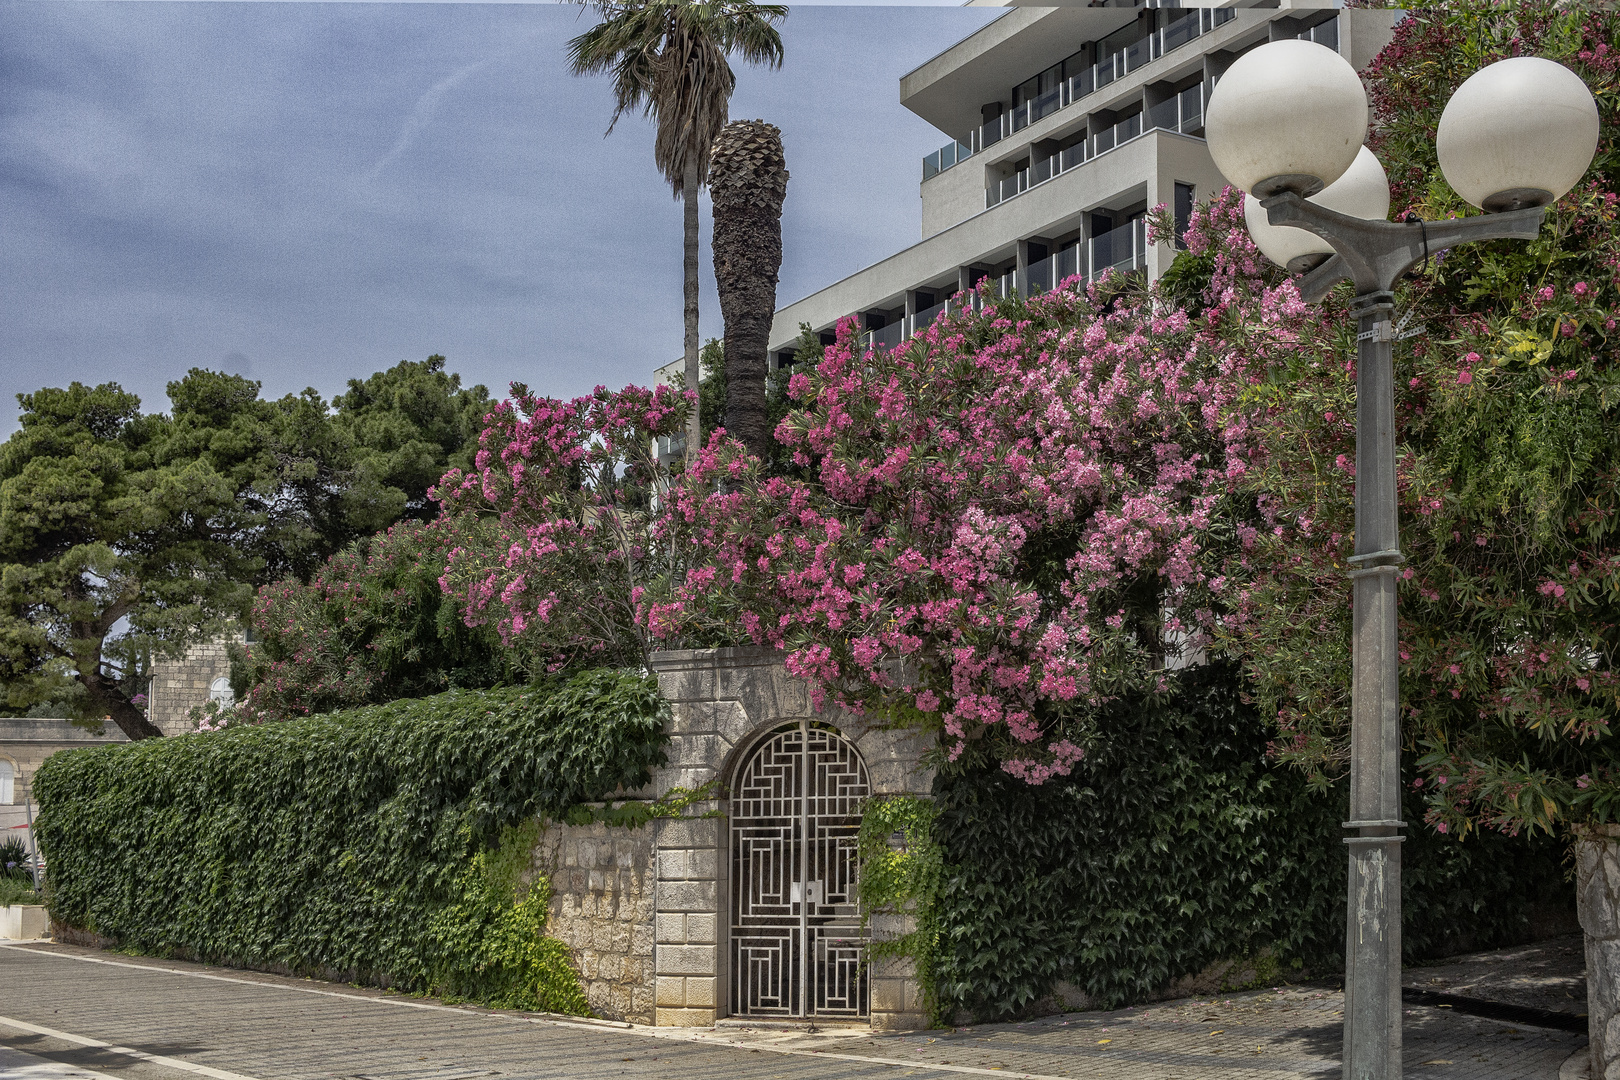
[1206,39,1370,198]
[1437,56,1600,212]
[1246,145,1392,272]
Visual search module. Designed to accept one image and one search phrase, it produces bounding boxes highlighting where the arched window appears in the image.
[209,677,234,705]
[0,760,14,805]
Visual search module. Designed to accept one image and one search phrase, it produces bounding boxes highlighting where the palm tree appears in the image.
[568,1,786,465]
[708,118,787,460]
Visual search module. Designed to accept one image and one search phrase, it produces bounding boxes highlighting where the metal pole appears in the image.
[24,795,41,893]
[1343,291,1404,1080]
[1258,190,1546,1080]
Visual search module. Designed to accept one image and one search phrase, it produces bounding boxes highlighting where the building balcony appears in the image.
[984,84,1202,211]
[857,217,1146,354]
[921,7,1232,183]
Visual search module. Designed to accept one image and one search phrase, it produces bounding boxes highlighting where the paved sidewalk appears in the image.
[0,939,1589,1080]
[1402,934,1586,1017]
[703,982,1582,1079]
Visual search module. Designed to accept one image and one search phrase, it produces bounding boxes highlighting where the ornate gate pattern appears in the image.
[730,721,870,1019]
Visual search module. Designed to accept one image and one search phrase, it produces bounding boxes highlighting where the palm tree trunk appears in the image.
[683,155,702,466]
[709,120,788,462]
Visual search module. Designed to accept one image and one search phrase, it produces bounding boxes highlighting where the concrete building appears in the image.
[760,1,1400,368]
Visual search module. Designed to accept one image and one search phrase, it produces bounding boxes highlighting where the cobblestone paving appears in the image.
[1402,934,1587,1016]
[700,983,1586,1079]
[0,942,1589,1080]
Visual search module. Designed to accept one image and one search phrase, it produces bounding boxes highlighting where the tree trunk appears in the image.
[81,668,164,740]
[1578,823,1620,1080]
[683,155,702,466]
[709,120,788,462]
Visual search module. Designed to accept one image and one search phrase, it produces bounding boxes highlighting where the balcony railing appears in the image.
[922,138,974,181]
[855,228,1150,354]
[924,7,1233,180]
[984,84,1203,210]
[858,296,975,352]
[1088,218,1148,279]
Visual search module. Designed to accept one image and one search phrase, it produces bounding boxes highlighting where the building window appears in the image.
[1174,182,1196,250]
[0,760,13,804]
[209,677,234,706]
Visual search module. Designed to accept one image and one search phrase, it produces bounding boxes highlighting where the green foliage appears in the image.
[0,877,43,906]
[929,663,1570,1021]
[856,796,942,1025]
[1,836,31,880]
[33,672,668,1007]
[427,821,588,1012]
[330,356,494,527]
[0,359,491,739]
[558,780,722,829]
[1220,2,1620,835]
[237,519,520,723]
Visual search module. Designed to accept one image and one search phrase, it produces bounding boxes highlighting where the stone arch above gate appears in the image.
[647,647,933,1030]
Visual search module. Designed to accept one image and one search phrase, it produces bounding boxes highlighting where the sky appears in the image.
[0,1,1001,434]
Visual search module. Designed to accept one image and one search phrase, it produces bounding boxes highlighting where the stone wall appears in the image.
[648,646,934,1031]
[532,816,656,1024]
[148,634,243,735]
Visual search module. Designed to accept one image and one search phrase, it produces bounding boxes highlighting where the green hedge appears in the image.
[34,670,667,1009]
[931,663,1571,1021]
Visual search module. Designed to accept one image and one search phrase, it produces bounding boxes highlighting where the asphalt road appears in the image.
[0,941,1588,1080]
[0,943,960,1080]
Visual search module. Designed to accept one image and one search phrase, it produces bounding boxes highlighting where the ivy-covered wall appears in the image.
[34,671,668,1013]
[926,664,1572,1023]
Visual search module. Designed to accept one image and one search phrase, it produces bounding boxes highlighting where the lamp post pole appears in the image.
[1204,36,1596,1079]
[1266,199,1547,1080]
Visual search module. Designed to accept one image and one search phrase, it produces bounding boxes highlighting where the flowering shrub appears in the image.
[1217,1,1620,836]
[645,223,1323,781]
[434,382,689,673]
[431,5,1616,827]
[238,519,516,722]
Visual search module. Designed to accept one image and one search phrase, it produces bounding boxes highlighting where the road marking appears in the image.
[0,944,1086,1079]
[0,1015,263,1080]
[0,1044,125,1080]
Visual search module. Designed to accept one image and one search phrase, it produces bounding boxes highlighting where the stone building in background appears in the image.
[146,632,245,735]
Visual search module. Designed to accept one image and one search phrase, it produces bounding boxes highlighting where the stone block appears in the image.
[653,817,720,850]
[588,869,607,893]
[656,1007,716,1028]
[683,912,716,944]
[673,733,728,768]
[655,913,686,944]
[657,944,717,977]
[657,879,717,913]
[871,977,909,1015]
[656,976,686,1007]
[683,976,717,1008]
[631,923,655,955]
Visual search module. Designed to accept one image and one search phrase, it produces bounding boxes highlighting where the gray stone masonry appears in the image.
[1578,824,1620,1080]
[648,646,935,1032]
[148,633,243,735]
[531,815,656,1025]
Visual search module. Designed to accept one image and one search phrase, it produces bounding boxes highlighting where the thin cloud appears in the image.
[363,57,494,185]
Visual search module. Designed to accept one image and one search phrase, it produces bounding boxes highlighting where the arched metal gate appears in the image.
[729,721,870,1019]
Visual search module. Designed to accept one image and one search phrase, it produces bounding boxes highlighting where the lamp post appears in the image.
[1204,41,1599,1080]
